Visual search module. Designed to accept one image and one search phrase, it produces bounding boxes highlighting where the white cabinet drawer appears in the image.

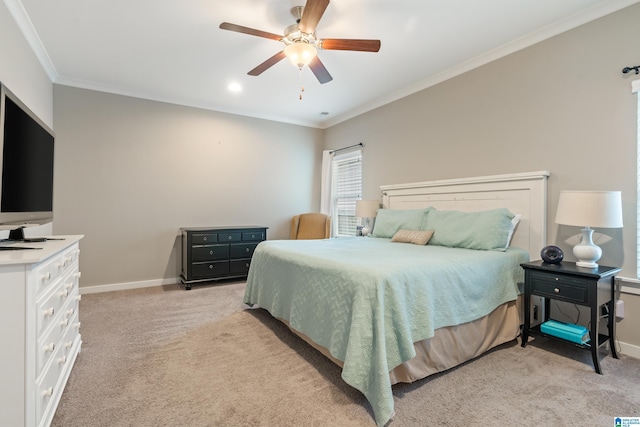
[35,340,69,426]
[33,244,80,296]
[36,265,79,339]
[36,285,79,376]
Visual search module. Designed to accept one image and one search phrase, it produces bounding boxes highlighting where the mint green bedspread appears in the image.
[243,237,528,426]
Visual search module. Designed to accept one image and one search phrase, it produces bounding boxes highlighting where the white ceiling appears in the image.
[8,0,639,128]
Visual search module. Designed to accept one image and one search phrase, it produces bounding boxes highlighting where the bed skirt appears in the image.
[276,296,522,385]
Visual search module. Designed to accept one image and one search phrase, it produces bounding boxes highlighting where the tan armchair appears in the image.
[290,213,331,240]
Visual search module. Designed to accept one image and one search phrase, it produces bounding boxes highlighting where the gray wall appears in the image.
[0,2,52,127]
[53,86,323,287]
[324,4,640,352]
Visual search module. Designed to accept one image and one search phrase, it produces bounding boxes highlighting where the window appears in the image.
[332,150,362,237]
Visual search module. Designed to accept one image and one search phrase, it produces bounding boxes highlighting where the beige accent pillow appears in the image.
[391,229,434,245]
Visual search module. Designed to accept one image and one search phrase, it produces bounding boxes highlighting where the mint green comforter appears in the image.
[244,237,528,426]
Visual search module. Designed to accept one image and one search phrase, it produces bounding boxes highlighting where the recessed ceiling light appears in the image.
[228,82,242,92]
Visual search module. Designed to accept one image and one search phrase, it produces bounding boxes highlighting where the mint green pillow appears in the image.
[424,208,515,251]
[371,208,431,238]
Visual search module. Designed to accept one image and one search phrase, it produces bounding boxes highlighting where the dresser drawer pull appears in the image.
[75,322,82,330]
[60,318,69,327]
[246,263,250,268]
[65,341,74,349]
[42,272,51,281]
[228,236,232,240]
[65,283,73,290]
[58,355,67,365]
[66,308,75,316]
[42,387,53,398]
[245,248,250,253]
[554,288,560,293]
[75,272,82,279]
[203,236,208,241]
[76,295,82,302]
[43,343,55,353]
[209,265,214,269]
[209,250,214,255]
[59,289,69,297]
[43,307,55,317]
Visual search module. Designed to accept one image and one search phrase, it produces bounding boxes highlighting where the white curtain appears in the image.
[320,150,335,236]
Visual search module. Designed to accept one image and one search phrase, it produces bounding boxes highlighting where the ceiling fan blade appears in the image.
[320,38,381,52]
[248,51,287,76]
[219,22,282,41]
[298,0,330,34]
[308,56,333,84]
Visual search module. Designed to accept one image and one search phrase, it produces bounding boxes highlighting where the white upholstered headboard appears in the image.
[380,171,549,259]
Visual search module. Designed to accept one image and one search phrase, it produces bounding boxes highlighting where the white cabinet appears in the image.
[0,236,83,427]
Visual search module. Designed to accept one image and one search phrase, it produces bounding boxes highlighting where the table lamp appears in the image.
[554,190,623,268]
[355,200,379,236]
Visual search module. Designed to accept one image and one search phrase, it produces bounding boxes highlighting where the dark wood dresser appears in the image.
[180,226,267,289]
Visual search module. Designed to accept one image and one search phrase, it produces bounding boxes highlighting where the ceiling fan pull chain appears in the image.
[299,68,305,100]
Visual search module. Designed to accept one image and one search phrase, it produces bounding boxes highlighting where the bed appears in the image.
[244,171,549,426]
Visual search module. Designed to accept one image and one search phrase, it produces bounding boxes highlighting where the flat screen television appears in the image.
[0,82,55,238]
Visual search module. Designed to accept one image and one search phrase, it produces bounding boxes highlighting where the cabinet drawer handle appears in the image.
[65,341,74,349]
[203,236,208,241]
[42,387,53,398]
[60,318,69,327]
[42,272,51,281]
[43,343,55,353]
[209,250,214,255]
[245,263,250,268]
[209,265,214,269]
[228,236,232,240]
[58,355,67,365]
[554,288,560,293]
[245,248,250,253]
[43,307,55,317]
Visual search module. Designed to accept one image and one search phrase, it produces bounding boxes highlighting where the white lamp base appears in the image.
[573,227,602,268]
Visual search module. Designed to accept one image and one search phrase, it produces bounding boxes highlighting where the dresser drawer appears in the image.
[530,271,588,304]
[33,244,80,295]
[230,243,258,259]
[36,272,76,338]
[36,341,72,426]
[218,232,241,242]
[242,231,264,241]
[192,261,230,278]
[192,245,229,262]
[192,233,217,244]
[230,259,251,275]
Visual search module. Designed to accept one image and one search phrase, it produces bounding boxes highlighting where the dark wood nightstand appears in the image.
[520,260,621,374]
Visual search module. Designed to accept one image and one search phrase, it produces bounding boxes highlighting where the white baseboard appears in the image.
[619,340,640,360]
[80,277,181,294]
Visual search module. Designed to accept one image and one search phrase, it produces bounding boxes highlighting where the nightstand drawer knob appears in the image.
[554,288,560,293]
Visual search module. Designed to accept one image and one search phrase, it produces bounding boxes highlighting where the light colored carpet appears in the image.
[53,281,640,426]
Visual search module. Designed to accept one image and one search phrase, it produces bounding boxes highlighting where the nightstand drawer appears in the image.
[530,272,588,304]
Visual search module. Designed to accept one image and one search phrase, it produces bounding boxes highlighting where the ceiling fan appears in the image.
[219,0,381,85]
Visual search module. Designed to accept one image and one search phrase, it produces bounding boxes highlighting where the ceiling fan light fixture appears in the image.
[284,42,317,69]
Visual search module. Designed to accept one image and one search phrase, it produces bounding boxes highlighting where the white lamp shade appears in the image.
[284,42,317,68]
[555,191,623,228]
[355,199,379,218]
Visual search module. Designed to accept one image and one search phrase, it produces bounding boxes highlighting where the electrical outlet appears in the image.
[533,304,539,321]
[616,299,625,321]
